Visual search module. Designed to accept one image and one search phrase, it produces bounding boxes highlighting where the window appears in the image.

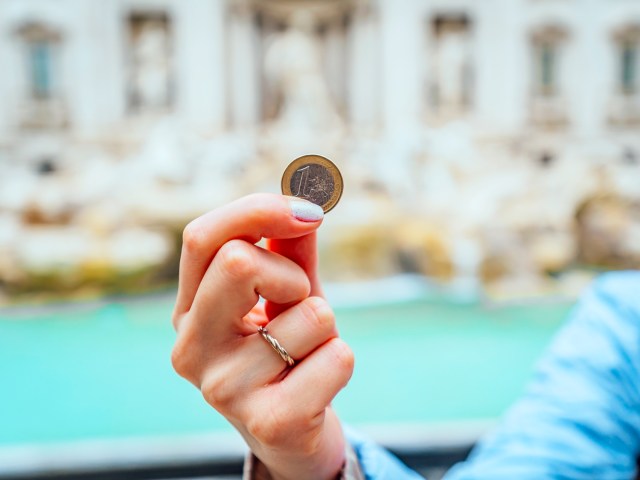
[29,41,53,99]
[531,26,567,97]
[529,25,569,127]
[621,43,636,93]
[538,42,556,94]
[16,23,61,101]
[614,26,640,95]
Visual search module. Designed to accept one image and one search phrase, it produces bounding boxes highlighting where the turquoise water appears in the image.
[0,293,572,446]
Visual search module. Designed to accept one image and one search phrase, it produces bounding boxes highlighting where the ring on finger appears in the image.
[258,326,295,367]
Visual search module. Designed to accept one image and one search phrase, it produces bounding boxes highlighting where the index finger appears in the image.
[173,193,324,320]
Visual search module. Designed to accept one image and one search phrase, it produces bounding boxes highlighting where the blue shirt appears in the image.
[348,272,640,479]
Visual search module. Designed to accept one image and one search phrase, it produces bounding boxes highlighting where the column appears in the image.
[347,4,381,132]
[228,1,259,130]
[98,0,126,128]
[379,0,423,135]
[474,0,527,135]
[65,0,109,136]
[174,0,227,132]
[0,1,19,139]
[571,0,605,138]
[324,17,346,113]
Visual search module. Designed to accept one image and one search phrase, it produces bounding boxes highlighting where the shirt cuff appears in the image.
[243,443,365,480]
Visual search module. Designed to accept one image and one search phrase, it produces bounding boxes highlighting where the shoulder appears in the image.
[588,270,640,310]
[570,270,640,344]
[543,270,640,369]
[444,271,640,480]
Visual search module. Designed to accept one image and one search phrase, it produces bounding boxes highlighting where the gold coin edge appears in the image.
[281,155,343,213]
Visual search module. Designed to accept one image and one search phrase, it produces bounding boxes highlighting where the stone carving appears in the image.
[263,10,342,149]
[433,18,471,114]
[2,2,640,304]
[130,17,172,110]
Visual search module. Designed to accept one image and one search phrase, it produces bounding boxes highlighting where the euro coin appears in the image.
[281,155,343,213]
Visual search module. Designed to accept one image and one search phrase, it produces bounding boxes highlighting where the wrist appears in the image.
[254,411,346,480]
[247,450,347,480]
[261,436,345,480]
[246,440,367,480]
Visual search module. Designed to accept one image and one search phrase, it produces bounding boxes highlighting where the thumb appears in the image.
[264,231,324,320]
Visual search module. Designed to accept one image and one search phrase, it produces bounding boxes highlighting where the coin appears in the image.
[281,155,343,213]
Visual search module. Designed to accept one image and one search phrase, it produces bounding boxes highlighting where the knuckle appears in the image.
[170,338,193,379]
[171,328,206,386]
[247,401,290,446]
[182,220,204,252]
[216,240,257,280]
[246,415,277,446]
[301,297,335,334]
[170,313,179,331]
[171,309,184,331]
[201,371,234,408]
[328,338,355,376]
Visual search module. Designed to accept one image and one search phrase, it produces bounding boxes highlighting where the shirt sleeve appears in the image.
[445,271,640,480]
[243,439,368,480]
[344,425,425,479]
[242,426,424,480]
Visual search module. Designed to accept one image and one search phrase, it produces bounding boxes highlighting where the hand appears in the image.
[170,193,355,480]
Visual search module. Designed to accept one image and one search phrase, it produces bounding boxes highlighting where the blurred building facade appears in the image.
[1,0,639,147]
[0,0,639,299]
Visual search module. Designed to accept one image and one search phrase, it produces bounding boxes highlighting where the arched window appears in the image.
[529,24,570,128]
[613,25,640,96]
[530,25,568,98]
[608,24,640,126]
[15,22,62,100]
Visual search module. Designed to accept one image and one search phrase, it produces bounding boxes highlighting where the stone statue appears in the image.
[264,10,342,138]
[131,19,171,110]
[434,25,469,113]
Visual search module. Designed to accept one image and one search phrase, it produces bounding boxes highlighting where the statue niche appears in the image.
[263,10,342,136]
[127,12,173,113]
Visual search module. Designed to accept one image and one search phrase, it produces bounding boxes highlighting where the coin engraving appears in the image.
[290,163,334,206]
[294,165,311,197]
[281,155,343,213]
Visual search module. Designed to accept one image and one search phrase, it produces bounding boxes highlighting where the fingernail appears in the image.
[289,198,324,222]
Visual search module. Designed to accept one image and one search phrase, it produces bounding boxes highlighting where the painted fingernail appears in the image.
[289,198,324,222]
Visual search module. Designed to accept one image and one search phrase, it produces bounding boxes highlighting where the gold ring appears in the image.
[258,326,295,367]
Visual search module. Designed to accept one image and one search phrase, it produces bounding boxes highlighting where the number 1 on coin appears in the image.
[281,155,343,213]
[294,165,311,197]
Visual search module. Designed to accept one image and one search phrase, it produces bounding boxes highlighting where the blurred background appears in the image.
[0,0,639,478]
